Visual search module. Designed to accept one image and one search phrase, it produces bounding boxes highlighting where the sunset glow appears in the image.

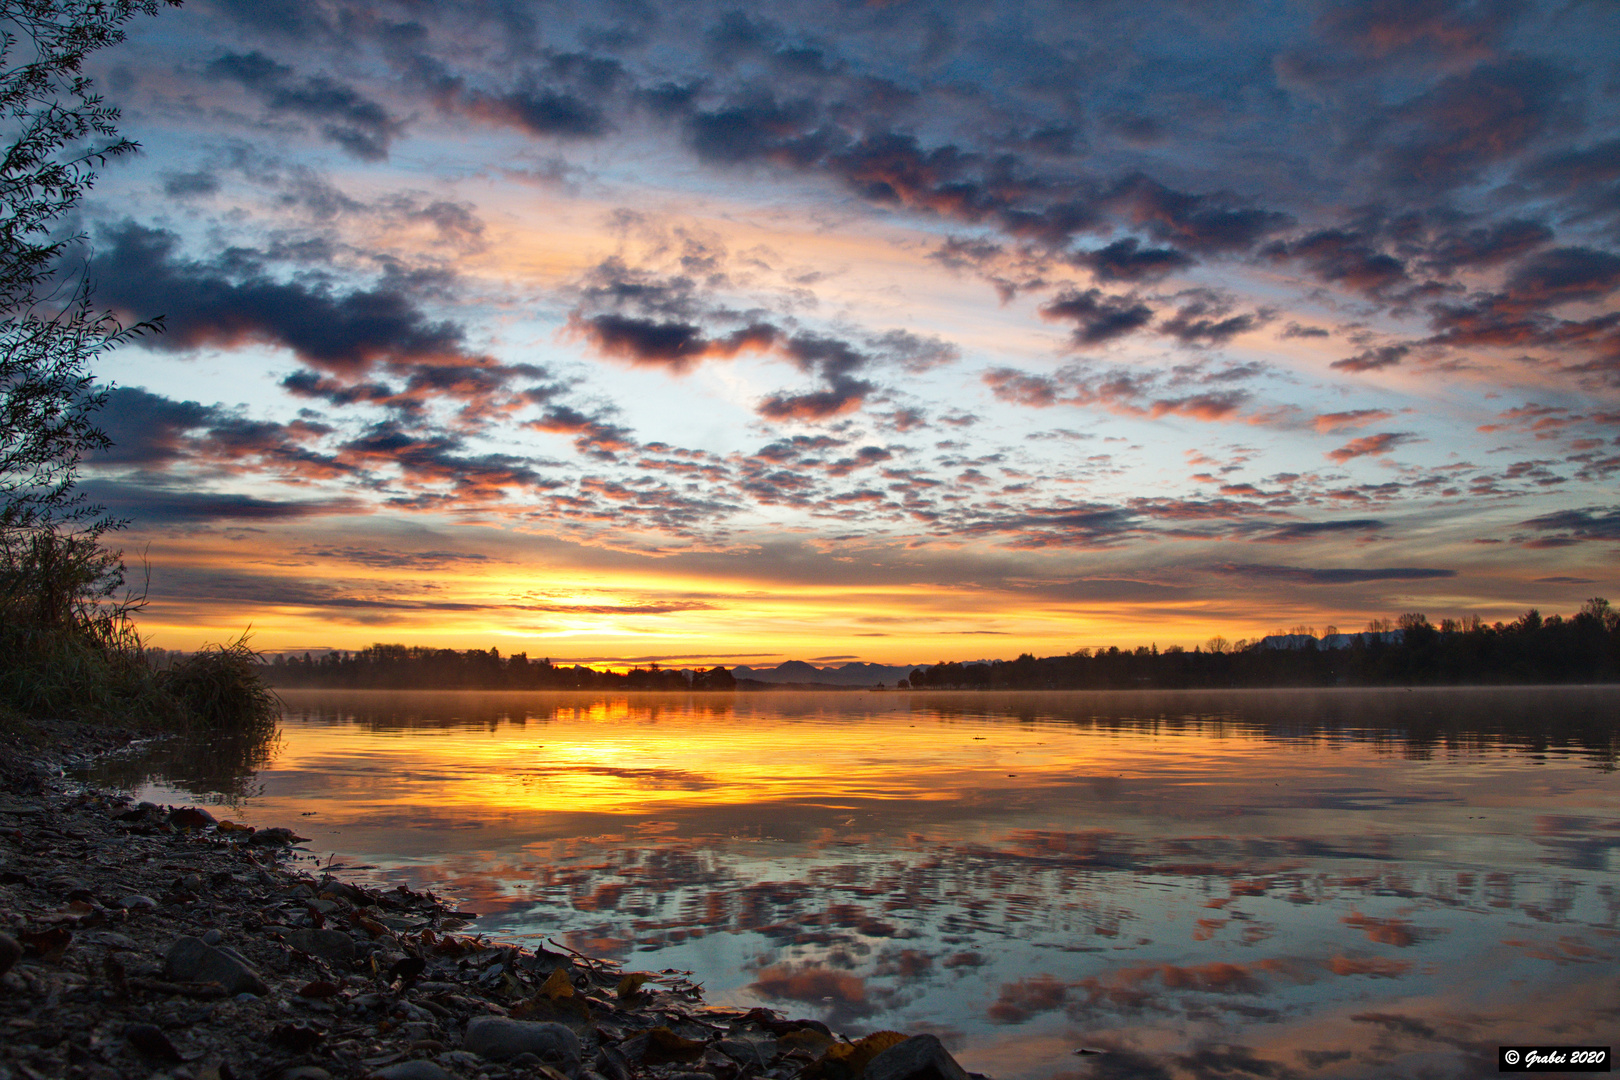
[74,0,1619,661]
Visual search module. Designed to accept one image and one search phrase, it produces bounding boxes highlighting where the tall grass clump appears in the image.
[0,527,174,731]
[159,632,281,735]
[0,528,281,736]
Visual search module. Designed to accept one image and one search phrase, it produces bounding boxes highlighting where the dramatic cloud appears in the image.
[90,224,472,374]
[1073,237,1194,283]
[1504,248,1620,308]
[1216,564,1457,584]
[206,51,402,160]
[1040,289,1155,347]
[1332,345,1410,373]
[1315,410,1396,433]
[1326,433,1418,463]
[575,315,778,373]
[69,0,1620,655]
[78,478,360,524]
[1380,56,1576,191]
[1517,507,1620,547]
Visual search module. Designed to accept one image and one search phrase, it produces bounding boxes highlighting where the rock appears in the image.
[125,1023,184,1063]
[372,1063,453,1080]
[0,933,20,977]
[272,1022,326,1051]
[463,1017,582,1064]
[278,1068,334,1080]
[118,894,158,911]
[169,806,217,829]
[164,935,271,996]
[718,1038,775,1068]
[202,928,224,945]
[595,1045,632,1080]
[865,1036,970,1080]
[284,927,357,963]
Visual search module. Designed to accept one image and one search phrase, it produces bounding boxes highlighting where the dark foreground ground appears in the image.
[0,719,983,1080]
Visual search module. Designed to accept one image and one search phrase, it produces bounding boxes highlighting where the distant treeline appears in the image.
[905,602,1620,689]
[261,601,1619,692]
[265,644,736,691]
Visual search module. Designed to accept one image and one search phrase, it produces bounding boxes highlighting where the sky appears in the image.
[60,0,1620,664]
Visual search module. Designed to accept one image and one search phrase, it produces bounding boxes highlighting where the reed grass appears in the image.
[159,633,281,733]
[0,528,278,732]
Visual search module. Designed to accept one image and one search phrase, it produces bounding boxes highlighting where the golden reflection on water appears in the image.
[92,688,1620,1080]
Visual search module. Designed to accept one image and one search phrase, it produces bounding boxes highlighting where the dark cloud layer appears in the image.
[1216,564,1457,585]
[83,0,1620,626]
[91,223,472,374]
[207,51,402,160]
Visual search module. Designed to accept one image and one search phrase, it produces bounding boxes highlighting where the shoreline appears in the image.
[0,719,985,1080]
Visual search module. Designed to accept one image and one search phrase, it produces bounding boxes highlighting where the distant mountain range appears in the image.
[729,660,921,686]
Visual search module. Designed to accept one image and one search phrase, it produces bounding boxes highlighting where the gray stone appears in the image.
[118,894,158,911]
[218,943,256,967]
[865,1036,970,1080]
[436,1051,482,1069]
[164,935,270,996]
[278,1068,334,1080]
[284,927,357,963]
[595,1046,631,1080]
[718,1038,775,1068]
[201,928,224,946]
[371,1062,453,1080]
[463,1017,582,1064]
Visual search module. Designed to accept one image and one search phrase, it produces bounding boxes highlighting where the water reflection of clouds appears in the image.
[95,688,1620,1080]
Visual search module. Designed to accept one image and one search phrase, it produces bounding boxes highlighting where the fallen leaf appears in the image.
[18,926,72,957]
[432,934,473,956]
[539,966,574,1001]
[298,980,342,998]
[617,972,652,998]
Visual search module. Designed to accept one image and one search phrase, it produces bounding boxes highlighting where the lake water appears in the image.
[88,687,1620,1079]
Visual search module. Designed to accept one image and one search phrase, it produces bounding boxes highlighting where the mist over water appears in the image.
[90,688,1620,1080]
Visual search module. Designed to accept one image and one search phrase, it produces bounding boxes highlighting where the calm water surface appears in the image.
[88,687,1620,1080]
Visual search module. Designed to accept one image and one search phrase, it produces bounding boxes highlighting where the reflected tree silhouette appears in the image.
[86,719,282,806]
